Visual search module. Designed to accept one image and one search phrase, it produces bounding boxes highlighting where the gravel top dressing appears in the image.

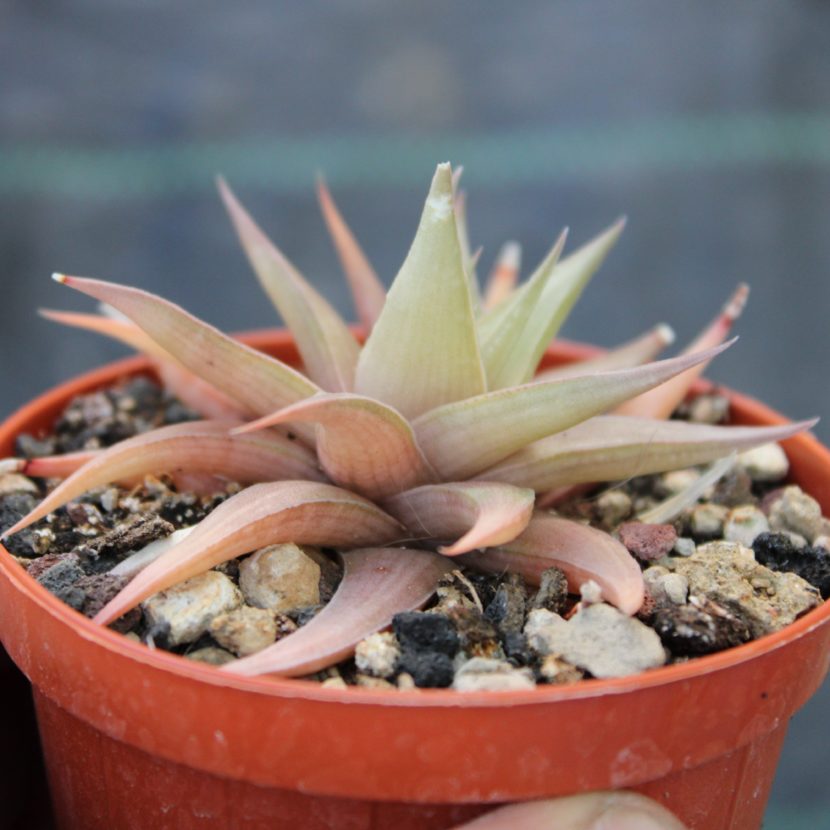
[2,376,827,692]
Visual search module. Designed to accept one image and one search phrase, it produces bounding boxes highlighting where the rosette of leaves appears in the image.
[3,163,813,679]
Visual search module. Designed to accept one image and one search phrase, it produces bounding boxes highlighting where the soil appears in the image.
[1,376,827,690]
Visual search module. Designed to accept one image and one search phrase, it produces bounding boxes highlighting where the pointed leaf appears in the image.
[234,393,436,500]
[477,229,568,389]
[40,308,249,420]
[316,177,386,330]
[478,415,816,492]
[355,163,486,418]
[2,422,325,537]
[219,179,359,392]
[518,218,626,382]
[414,342,733,480]
[383,481,535,556]
[617,284,749,418]
[460,514,644,614]
[534,323,676,383]
[223,547,451,677]
[92,481,404,626]
[482,241,521,311]
[112,527,195,579]
[54,275,319,418]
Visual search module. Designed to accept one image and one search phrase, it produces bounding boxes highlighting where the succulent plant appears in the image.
[2,163,814,679]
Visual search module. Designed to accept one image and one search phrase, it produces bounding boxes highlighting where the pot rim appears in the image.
[2,329,829,709]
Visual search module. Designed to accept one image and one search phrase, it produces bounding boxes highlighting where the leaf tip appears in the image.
[51,272,68,285]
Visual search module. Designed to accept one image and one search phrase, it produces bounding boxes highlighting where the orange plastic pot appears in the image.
[1,331,829,830]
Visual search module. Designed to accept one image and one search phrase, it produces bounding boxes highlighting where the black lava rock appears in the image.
[532,567,569,615]
[397,649,455,688]
[502,631,533,667]
[653,598,753,657]
[393,611,459,657]
[484,573,527,634]
[35,555,87,611]
[753,533,830,599]
[0,492,40,557]
[76,514,174,573]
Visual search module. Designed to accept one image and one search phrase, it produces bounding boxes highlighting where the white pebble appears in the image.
[738,443,789,483]
[452,657,535,692]
[724,505,770,547]
[355,631,400,678]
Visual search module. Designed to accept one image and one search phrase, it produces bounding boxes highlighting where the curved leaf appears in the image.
[223,547,451,677]
[617,283,748,418]
[414,342,733,481]
[383,481,535,556]
[533,323,675,383]
[3,421,325,537]
[219,178,360,392]
[92,481,404,626]
[53,275,319,418]
[355,163,486,418]
[478,415,817,492]
[316,177,386,330]
[234,393,436,500]
[461,513,644,614]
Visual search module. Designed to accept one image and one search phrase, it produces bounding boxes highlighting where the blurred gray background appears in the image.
[1,1,829,826]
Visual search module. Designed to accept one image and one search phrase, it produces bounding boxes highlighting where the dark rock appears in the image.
[484,573,527,634]
[393,611,459,657]
[653,598,753,656]
[397,649,455,688]
[76,514,174,572]
[290,605,324,627]
[502,631,533,667]
[711,467,755,508]
[0,492,40,557]
[618,522,678,561]
[14,433,56,459]
[532,567,569,614]
[753,532,830,599]
[74,573,141,633]
[33,554,86,611]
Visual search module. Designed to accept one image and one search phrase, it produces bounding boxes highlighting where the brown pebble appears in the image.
[618,522,678,561]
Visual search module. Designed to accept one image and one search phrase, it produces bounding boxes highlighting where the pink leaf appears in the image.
[482,241,521,311]
[617,284,749,418]
[461,513,644,614]
[533,323,675,383]
[3,421,325,537]
[234,393,436,501]
[40,309,250,420]
[53,274,319,419]
[219,179,360,392]
[93,481,404,626]
[223,547,451,677]
[316,177,386,330]
[383,481,535,556]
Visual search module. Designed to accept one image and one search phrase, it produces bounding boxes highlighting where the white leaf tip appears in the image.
[656,323,676,346]
[51,272,67,284]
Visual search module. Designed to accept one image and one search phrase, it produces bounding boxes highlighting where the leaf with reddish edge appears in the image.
[2,422,326,538]
[223,547,451,677]
[617,284,749,419]
[477,229,568,390]
[40,309,250,420]
[383,482,535,556]
[460,513,645,615]
[355,163,487,419]
[414,342,733,481]
[92,481,405,627]
[52,274,319,419]
[233,393,436,501]
[0,451,95,479]
[477,415,817,492]
[533,323,676,383]
[219,178,360,392]
[482,241,521,311]
[316,177,386,330]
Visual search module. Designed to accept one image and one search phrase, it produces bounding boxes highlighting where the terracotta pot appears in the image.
[1,331,828,830]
